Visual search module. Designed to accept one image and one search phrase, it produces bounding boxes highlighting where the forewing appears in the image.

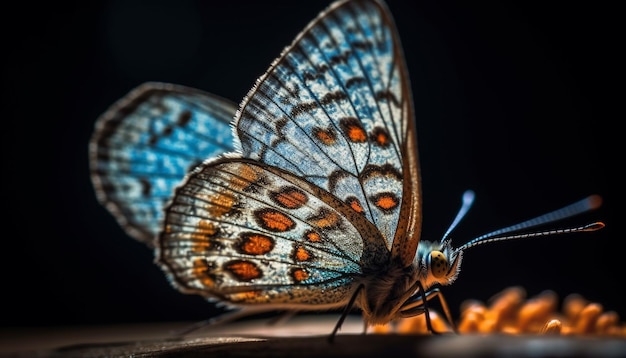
[90,82,237,246]
[157,158,389,307]
[234,0,419,253]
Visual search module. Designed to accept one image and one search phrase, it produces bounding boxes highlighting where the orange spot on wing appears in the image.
[347,125,367,142]
[192,259,215,287]
[291,268,309,282]
[372,128,391,147]
[192,220,218,238]
[229,290,262,302]
[272,187,308,209]
[377,196,397,209]
[376,133,388,145]
[346,197,365,213]
[188,222,218,252]
[372,193,399,211]
[294,245,313,262]
[207,192,236,217]
[309,208,341,229]
[340,117,367,143]
[238,233,274,255]
[313,127,337,145]
[255,209,296,232]
[206,165,260,217]
[305,230,322,243]
[189,241,213,253]
[228,163,258,191]
[224,260,262,281]
[198,220,218,233]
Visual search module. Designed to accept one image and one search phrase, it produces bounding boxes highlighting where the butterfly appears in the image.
[90,0,604,339]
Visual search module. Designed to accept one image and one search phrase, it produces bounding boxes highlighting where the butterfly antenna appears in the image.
[458,195,604,251]
[441,190,476,243]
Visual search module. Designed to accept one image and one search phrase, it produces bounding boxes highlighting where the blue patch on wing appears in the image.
[90,82,237,246]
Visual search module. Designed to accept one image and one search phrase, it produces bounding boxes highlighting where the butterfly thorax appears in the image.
[358,258,420,325]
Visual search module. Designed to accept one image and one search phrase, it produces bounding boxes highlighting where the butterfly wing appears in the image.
[158,0,421,311]
[235,0,421,263]
[158,158,388,307]
[90,82,237,247]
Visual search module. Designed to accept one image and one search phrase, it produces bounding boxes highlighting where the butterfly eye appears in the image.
[429,251,449,279]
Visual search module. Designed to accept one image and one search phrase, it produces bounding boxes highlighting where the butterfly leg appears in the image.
[423,287,457,334]
[329,284,364,343]
[400,283,457,334]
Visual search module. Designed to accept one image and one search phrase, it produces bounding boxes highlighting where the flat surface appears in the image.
[3,316,625,358]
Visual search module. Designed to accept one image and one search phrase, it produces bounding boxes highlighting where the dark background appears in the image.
[3,0,619,328]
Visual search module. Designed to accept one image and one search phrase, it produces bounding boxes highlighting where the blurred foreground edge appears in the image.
[3,316,626,358]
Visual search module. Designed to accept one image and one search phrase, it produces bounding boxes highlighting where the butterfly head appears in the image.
[416,239,463,291]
